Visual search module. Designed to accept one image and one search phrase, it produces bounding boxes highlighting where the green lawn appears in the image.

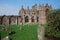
[0,25,8,39]
[8,24,38,40]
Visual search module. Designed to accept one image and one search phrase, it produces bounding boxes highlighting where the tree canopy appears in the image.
[45,9,60,38]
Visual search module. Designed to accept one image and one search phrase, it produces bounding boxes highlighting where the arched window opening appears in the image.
[37,17,39,22]
[25,16,29,22]
[31,16,34,22]
[46,9,49,14]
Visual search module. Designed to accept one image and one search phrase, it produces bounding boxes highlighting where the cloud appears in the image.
[0,4,19,16]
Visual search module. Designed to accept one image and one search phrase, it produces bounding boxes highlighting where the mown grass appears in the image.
[0,25,8,39]
[9,24,38,40]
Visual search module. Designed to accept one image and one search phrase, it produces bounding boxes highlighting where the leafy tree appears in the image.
[46,9,60,38]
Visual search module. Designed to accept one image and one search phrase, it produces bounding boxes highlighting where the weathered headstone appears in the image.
[37,25,44,40]
[1,36,9,40]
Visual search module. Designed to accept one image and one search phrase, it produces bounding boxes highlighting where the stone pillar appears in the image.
[29,16,31,23]
[34,16,37,23]
[16,17,17,24]
[22,16,25,24]
[39,16,41,24]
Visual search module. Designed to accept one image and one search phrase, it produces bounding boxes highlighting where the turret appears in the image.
[32,4,37,12]
[26,6,30,14]
[45,3,52,13]
[39,4,45,11]
[19,5,25,16]
[39,4,46,24]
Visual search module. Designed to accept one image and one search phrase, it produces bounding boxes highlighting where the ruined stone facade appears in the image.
[0,3,52,25]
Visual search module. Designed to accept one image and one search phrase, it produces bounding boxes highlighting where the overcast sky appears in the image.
[0,0,60,15]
